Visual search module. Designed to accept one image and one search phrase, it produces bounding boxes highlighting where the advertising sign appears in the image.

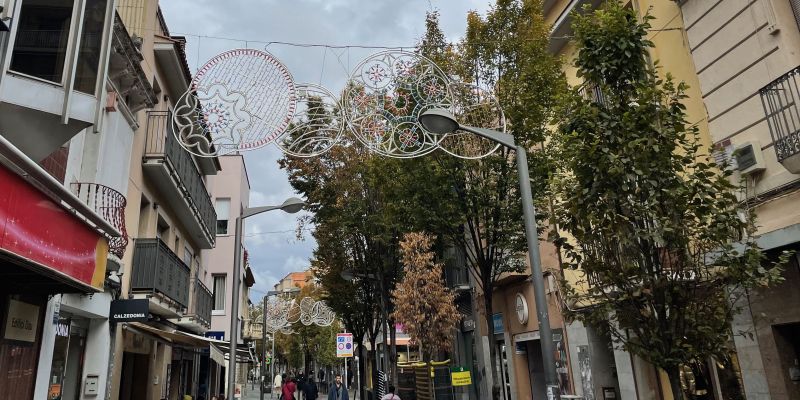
[336,333,353,357]
[3,299,40,342]
[109,299,149,323]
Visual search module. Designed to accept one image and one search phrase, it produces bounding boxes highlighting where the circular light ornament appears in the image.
[343,50,453,158]
[275,83,344,157]
[438,82,504,159]
[172,49,297,157]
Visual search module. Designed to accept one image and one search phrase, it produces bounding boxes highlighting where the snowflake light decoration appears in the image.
[274,83,345,157]
[172,49,296,157]
[343,50,454,158]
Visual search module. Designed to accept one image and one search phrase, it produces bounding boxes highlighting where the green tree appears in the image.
[414,4,563,398]
[551,4,787,398]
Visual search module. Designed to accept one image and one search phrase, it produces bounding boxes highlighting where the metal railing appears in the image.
[130,238,191,309]
[192,277,213,325]
[759,66,800,162]
[144,111,216,239]
[70,182,128,258]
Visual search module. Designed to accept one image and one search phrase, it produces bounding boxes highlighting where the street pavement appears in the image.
[240,387,357,400]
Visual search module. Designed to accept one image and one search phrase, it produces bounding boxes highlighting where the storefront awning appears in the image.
[125,323,225,365]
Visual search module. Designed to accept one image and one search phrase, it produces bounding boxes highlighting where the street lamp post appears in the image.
[260,288,300,400]
[419,109,561,400]
[228,198,305,400]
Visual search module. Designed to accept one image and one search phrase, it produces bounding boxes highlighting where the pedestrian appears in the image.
[282,375,297,400]
[327,374,349,400]
[380,385,400,400]
[303,377,319,400]
[273,373,283,398]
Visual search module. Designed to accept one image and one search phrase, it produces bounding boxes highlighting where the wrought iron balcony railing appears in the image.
[578,82,609,107]
[130,238,191,309]
[192,277,213,325]
[759,66,800,172]
[144,111,216,243]
[70,182,128,258]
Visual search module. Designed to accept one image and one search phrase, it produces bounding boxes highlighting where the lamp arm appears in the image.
[458,125,516,149]
[242,205,282,219]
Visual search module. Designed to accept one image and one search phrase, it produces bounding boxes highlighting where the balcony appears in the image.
[173,277,213,333]
[143,112,216,249]
[130,238,191,317]
[760,66,800,174]
[70,183,128,258]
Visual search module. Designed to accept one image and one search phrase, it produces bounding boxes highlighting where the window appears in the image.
[212,274,226,313]
[73,0,108,94]
[10,0,108,92]
[183,247,192,267]
[215,198,230,235]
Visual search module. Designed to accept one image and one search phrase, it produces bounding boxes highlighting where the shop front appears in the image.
[0,162,111,399]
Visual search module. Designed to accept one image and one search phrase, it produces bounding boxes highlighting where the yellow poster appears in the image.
[451,371,472,386]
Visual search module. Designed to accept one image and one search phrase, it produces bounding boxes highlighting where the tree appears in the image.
[551,4,787,398]
[413,4,563,398]
[391,232,461,359]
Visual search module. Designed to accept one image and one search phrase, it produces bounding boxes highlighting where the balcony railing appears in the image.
[578,82,609,107]
[759,66,800,171]
[130,238,191,309]
[192,277,213,325]
[445,246,471,290]
[144,111,216,242]
[71,183,128,258]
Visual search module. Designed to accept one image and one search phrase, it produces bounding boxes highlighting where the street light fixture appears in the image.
[419,108,562,399]
[260,287,300,400]
[228,198,306,400]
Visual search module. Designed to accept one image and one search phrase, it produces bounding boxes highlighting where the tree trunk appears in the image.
[389,316,398,385]
[483,289,502,400]
[666,366,684,400]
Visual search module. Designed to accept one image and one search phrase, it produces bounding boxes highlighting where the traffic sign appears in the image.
[336,333,353,357]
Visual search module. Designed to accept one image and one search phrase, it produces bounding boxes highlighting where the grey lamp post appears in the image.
[228,198,305,400]
[260,287,300,400]
[419,109,561,400]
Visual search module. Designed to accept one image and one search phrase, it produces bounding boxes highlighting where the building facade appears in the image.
[677,1,800,399]
[205,154,256,396]
[0,0,128,399]
[108,2,221,400]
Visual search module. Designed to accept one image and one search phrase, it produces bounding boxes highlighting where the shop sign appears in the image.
[110,299,149,323]
[0,165,108,290]
[515,293,529,324]
[513,331,540,343]
[206,331,225,341]
[492,313,504,334]
[55,320,71,337]
[515,342,526,355]
[3,299,40,342]
[123,330,151,354]
[450,367,472,386]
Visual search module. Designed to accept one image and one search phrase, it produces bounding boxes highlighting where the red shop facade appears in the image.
[0,163,109,399]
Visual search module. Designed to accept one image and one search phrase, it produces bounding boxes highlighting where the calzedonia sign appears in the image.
[110,299,149,323]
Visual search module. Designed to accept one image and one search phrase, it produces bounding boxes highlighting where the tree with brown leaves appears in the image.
[391,232,461,360]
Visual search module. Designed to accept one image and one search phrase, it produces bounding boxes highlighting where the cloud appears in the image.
[160,0,492,301]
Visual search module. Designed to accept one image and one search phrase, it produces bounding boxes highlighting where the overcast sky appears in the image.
[160,0,493,301]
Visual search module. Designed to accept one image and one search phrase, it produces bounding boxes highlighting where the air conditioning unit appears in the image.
[0,0,14,31]
[734,141,766,176]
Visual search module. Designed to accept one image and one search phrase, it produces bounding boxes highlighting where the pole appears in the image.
[227,216,244,400]
[260,295,267,400]
[271,332,276,398]
[516,146,561,400]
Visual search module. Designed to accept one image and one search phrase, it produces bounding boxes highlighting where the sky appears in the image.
[159,0,493,301]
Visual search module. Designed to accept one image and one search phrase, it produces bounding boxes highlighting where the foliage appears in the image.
[413,4,563,398]
[273,284,340,371]
[551,3,787,398]
[391,232,461,358]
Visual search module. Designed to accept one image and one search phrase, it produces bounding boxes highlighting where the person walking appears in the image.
[282,375,297,400]
[303,377,319,400]
[380,386,400,400]
[327,374,349,400]
[273,373,283,399]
